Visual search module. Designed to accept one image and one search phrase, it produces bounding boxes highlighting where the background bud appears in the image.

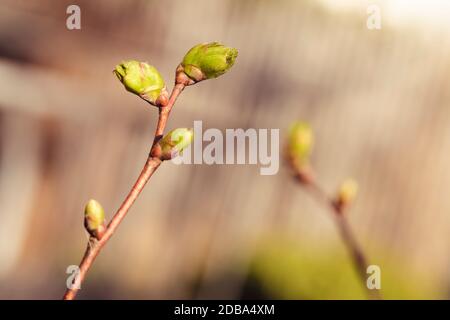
[114,60,168,106]
[84,199,106,239]
[157,128,194,160]
[288,121,314,168]
[178,42,238,84]
[334,179,358,213]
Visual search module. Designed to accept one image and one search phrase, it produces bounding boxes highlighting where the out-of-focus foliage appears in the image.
[248,235,443,299]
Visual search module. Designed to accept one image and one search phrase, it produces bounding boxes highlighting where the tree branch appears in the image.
[63,83,185,300]
[301,177,382,300]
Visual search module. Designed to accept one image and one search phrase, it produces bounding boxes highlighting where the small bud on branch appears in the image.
[334,179,358,213]
[152,128,194,160]
[288,121,313,165]
[84,199,106,240]
[287,121,314,183]
[114,60,169,106]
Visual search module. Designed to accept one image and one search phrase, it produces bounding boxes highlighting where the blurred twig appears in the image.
[295,170,382,300]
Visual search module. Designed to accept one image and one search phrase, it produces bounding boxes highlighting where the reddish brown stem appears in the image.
[63,83,185,300]
[304,179,382,300]
[154,83,185,142]
[63,157,161,300]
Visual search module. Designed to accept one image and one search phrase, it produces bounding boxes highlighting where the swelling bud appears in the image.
[288,122,313,166]
[114,60,169,106]
[153,128,194,160]
[84,199,106,240]
[334,179,358,213]
[287,121,314,184]
[176,42,238,85]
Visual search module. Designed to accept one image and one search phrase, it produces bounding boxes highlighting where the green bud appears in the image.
[288,121,313,168]
[84,199,105,239]
[337,179,358,207]
[177,42,238,85]
[156,128,194,160]
[113,60,169,106]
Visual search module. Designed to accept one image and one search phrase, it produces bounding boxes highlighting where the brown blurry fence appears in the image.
[0,0,449,298]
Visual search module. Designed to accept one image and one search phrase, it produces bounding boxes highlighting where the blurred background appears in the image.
[0,0,449,299]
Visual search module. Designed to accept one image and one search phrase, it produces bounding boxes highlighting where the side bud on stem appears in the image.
[114,60,169,107]
[287,121,314,184]
[84,199,106,240]
[151,128,193,160]
[176,42,238,85]
[333,179,358,213]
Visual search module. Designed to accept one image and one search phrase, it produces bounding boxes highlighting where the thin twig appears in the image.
[63,83,185,300]
[303,178,382,300]
[154,83,185,140]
